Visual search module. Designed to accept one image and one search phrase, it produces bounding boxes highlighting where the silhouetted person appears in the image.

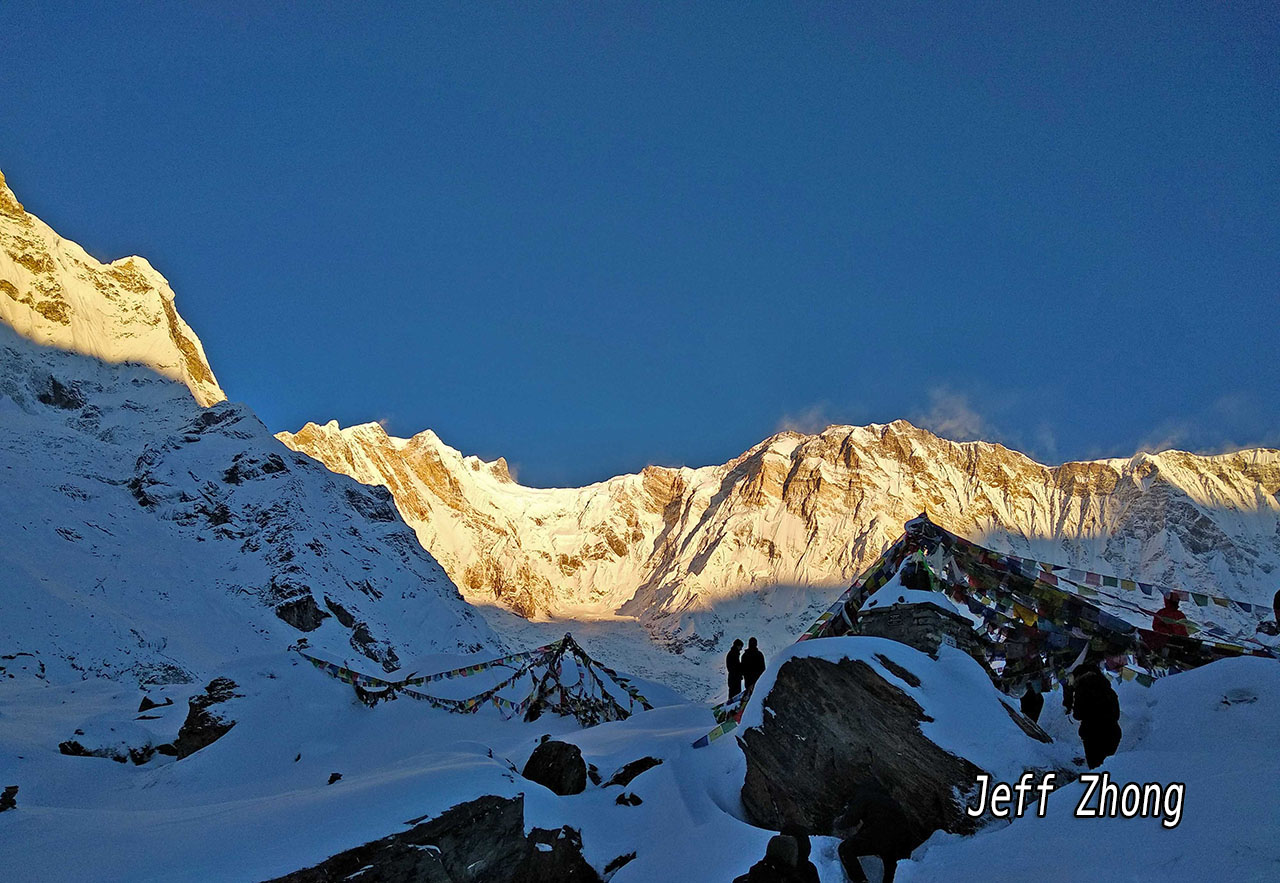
[834,784,917,883]
[1020,684,1044,723]
[741,637,766,694]
[1064,663,1121,768]
[727,638,744,699]
[1256,589,1280,636]
[780,826,820,883]
[732,834,812,883]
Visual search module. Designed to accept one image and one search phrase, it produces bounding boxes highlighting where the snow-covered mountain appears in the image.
[279,418,1280,652]
[0,170,224,408]
[0,171,495,686]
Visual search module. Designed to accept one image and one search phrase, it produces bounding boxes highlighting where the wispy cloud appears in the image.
[775,403,838,435]
[913,387,990,442]
[1136,421,1192,455]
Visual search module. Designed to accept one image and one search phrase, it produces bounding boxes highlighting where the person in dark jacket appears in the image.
[741,637,766,694]
[834,784,917,883]
[727,638,744,699]
[779,826,820,883]
[1020,683,1045,723]
[1063,663,1122,768]
[731,834,813,883]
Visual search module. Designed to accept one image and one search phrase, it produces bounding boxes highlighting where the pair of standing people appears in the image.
[727,637,766,699]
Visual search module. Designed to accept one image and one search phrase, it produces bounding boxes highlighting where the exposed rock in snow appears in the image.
[0,170,224,407]
[602,756,662,789]
[265,793,601,883]
[279,418,1280,662]
[737,638,1069,842]
[523,738,588,796]
[172,677,241,759]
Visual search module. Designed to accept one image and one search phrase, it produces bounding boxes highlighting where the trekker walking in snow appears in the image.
[834,784,916,883]
[727,638,744,699]
[742,637,766,695]
[1064,662,1122,768]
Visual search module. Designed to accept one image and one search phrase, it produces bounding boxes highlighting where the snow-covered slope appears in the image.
[0,169,224,407]
[0,173,495,686]
[279,419,1280,653]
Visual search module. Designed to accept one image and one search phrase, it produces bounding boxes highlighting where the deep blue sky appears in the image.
[3,4,1277,486]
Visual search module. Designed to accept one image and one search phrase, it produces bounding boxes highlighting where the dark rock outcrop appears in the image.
[266,794,601,883]
[0,785,17,812]
[519,825,600,882]
[38,376,85,409]
[522,739,587,796]
[171,677,240,759]
[603,756,661,788]
[739,655,985,844]
[274,595,329,632]
[138,695,174,713]
[58,734,155,765]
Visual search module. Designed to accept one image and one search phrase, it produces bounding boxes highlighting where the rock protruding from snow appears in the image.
[602,756,662,789]
[737,638,1068,843]
[0,169,224,407]
[173,677,241,759]
[522,739,589,796]
[265,794,602,883]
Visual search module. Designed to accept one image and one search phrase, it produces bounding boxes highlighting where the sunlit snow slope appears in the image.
[0,170,224,407]
[280,419,1280,653]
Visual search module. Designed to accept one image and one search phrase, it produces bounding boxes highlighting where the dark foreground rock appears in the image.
[522,738,587,795]
[58,739,155,765]
[266,794,601,883]
[739,654,986,846]
[0,785,16,812]
[172,676,241,759]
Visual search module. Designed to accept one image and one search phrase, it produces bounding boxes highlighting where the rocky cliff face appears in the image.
[279,419,1280,650]
[0,169,224,407]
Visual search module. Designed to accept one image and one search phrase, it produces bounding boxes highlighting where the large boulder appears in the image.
[266,794,601,883]
[739,638,1060,848]
[171,677,241,759]
[522,738,587,796]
